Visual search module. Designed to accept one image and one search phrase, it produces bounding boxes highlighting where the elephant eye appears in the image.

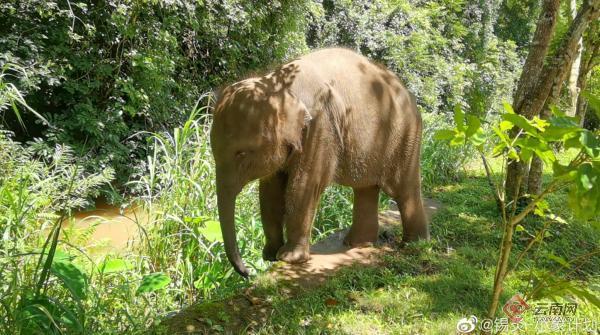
[235,150,247,159]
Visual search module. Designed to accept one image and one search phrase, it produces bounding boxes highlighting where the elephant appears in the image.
[210,48,429,277]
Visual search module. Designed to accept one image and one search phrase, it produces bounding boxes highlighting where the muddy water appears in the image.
[63,201,148,253]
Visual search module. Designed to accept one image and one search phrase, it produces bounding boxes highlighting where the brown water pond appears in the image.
[63,201,148,254]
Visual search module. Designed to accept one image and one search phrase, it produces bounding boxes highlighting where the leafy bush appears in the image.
[0,0,310,183]
[421,113,472,189]
[0,132,118,334]
[435,100,600,317]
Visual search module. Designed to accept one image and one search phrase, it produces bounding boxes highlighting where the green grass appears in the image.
[161,167,599,335]
[2,103,598,334]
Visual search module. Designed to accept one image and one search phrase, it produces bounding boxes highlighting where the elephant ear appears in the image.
[212,84,238,115]
[276,90,310,155]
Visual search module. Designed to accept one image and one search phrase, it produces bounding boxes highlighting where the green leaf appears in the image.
[449,132,466,146]
[545,253,570,268]
[579,130,600,158]
[502,101,515,114]
[581,91,600,120]
[199,220,223,242]
[453,105,465,131]
[502,113,538,135]
[515,137,555,164]
[567,286,600,309]
[549,104,566,117]
[468,129,486,147]
[98,258,132,274]
[433,129,456,141]
[568,184,600,220]
[465,115,481,137]
[531,117,549,131]
[137,273,171,294]
[564,134,582,150]
[492,126,510,144]
[520,147,533,163]
[499,120,513,132]
[492,143,507,157]
[552,162,572,178]
[534,199,549,217]
[544,115,581,141]
[51,260,88,301]
[577,163,596,191]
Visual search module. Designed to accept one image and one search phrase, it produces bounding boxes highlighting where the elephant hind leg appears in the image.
[259,172,287,261]
[393,178,429,243]
[344,185,380,247]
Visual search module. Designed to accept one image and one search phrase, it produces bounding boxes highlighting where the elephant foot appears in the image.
[401,229,430,244]
[343,232,376,248]
[262,243,282,261]
[276,243,310,263]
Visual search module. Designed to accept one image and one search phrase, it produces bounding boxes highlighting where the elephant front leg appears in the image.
[276,180,323,264]
[344,185,380,247]
[259,172,287,261]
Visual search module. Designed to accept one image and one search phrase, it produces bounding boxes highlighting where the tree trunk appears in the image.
[568,0,584,116]
[575,21,600,126]
[575,73,591,126]
[505,0,561,204]
[506,0,600,200]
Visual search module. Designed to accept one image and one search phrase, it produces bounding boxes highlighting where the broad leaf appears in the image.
[544,116,580,141]
[98,258,132,274]
[199,220,223,242]
[552,162,577,180]
[465,115,481,137]
[499,120,513,131]
[502,102,515,114]
[468,129,486,147]
[579,130,600,158]
[545,253,570,268]
[577,163,596,191]
[581,91,600,120]
[433,129,456,141]
[449,132,466,146]
[51,260,88,301]
[502,113,538,135]
[453,105,465,131]
[137,272,171,294]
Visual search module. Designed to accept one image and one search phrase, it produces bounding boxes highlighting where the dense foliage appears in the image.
[0,0,530,185]
[0,0,309,182]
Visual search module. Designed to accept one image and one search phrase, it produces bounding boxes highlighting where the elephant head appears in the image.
[210,80,308,277]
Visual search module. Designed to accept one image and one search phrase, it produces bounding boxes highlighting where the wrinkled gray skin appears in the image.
[211,48,429,277]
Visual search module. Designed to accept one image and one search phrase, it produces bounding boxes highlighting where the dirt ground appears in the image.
[160,199,442,334]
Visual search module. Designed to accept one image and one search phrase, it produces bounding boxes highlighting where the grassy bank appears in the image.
[163,168,599,334]
[2,105,598,334]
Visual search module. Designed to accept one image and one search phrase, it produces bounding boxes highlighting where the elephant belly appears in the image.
[333,154,384,188]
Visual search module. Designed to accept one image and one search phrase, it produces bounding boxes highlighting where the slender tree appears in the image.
[505,0,561,204]
[505,0,600,200]
[575,20,600,125]
[568,0,584,117]
[527,0,600,196]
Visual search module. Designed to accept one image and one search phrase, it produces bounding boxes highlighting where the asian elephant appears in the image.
[210,48,429,277]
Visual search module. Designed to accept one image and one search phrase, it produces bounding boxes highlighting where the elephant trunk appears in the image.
[216,179,249,278]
